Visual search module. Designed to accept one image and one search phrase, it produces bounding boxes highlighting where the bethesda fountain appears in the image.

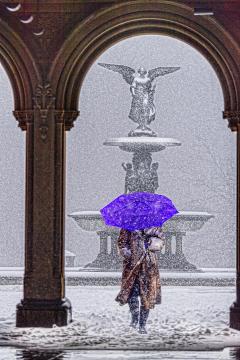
[69,62,214,272]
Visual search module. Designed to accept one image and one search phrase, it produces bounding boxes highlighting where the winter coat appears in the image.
[115,228,162,309]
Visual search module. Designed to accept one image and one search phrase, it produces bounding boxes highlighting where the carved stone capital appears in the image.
[223,110,240,132]
[13,110,34,131]
[12,108,80,133]
[54,110,80,131]
[33,84,55,111]
[33,84,56,143]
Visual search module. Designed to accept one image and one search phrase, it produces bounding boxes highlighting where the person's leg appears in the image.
[139,305,150,333]
[138,275,150,333]
[128,280,140,328]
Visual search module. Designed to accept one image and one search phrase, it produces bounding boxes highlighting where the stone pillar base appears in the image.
[158,253,200,271]
[16,297,72,327]
[230,302,240,330]
[84,251,122,271]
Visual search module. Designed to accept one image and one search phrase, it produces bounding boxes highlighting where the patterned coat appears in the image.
[115,228,162,309]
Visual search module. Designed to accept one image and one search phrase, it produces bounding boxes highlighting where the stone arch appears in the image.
[0,16,39,116]
[50,1,240,128]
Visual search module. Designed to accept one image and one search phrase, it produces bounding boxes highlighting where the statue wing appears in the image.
[98,63,135,85]
[148,67,180,81]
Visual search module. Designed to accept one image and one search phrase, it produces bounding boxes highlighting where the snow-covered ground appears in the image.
[0,285,239,353]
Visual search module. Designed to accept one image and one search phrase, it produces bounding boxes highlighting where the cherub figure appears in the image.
[122,162,134,193]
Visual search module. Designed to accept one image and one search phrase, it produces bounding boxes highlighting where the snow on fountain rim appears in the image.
[69,210,213,218]
[103,137,181,146]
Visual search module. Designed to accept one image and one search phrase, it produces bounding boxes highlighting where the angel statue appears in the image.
[98,63,180,137]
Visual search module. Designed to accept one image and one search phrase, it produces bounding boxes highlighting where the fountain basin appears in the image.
[68,210,214,232]
[68,210,214,271]
[103,137,181,152]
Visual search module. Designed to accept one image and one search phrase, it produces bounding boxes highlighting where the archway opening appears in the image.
[65,34,236,348]
[0,62,25,318]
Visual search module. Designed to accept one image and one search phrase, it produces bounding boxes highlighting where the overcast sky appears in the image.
[0,35,236,268]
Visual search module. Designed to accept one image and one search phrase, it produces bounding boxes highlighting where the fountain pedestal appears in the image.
[84,231,122,270]
[85,230,197,271]
[157,232,197,271]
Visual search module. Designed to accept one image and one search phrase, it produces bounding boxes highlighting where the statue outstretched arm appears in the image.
[130,83,136,96]
[122,162,127,171]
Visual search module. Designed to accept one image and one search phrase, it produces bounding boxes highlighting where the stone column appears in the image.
[164,232,172,255]
[109,231,121,270]
[98,231,108,255]
[229,113,240,330]
[110,232,119,256]
[14,84,79,327]
[175,233,184,255]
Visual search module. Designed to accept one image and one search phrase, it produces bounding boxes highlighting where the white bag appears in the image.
[148,236,165,252]
[143,227,165,252]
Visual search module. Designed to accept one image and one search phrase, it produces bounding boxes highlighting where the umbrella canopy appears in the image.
[100,192,179,231]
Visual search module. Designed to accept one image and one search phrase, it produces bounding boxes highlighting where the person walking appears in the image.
[115,226,165,334]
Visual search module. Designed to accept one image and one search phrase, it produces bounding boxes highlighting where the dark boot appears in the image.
[128,297,139,328]
[139,306,150,334]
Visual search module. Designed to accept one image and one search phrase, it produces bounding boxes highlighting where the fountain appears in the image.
[69,62,214,272]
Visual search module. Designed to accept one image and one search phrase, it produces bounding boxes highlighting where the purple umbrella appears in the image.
[100,192,179,231]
